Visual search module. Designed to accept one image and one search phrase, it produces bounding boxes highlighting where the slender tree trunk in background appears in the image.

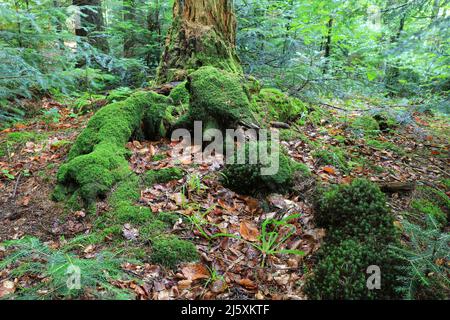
[123,0,136,57]
[146,0,162,67]
[385,14,405,92]
[322,17,333,74]
[156,0,242,84]
[73,0,109,53]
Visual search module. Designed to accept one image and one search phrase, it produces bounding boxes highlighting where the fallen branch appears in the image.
[378,181,416,193]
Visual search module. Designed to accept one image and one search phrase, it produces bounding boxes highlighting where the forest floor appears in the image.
[0,96,448,299]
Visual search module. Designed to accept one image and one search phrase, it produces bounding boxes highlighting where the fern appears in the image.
[0,237,135,300]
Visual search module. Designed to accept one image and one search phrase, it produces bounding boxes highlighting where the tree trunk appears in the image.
[156,0,242,84]
[73,0,109,53]
[322,17,333,74]
[123,0,136,57]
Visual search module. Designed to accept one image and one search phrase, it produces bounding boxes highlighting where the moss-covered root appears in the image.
[54,91,171,208]
[180,66,258,129]
[67,91,153,160]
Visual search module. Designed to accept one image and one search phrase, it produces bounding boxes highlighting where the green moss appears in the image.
[152,154,167,161]
[245,76,261,95]
[67,91,150,160]
[145,167,185,186]
[222,141,308,195]
[408,186,449,227]
[157,212,180,225]
[304,239,401,300]
[140,220,168,239]
[411,199,447,226]
[1,131,48,155]
[169,81,189,106]
[56,142,129,206]
[350,116,380,137]
[306,179,403,299]
[373,112,398,131]
[312,146,348,171]
[279,129,302,141]
[252,88,306,123]
[314,179,398,244]
[366,139,404,154]
[150,235,199,268]
[142,92,176,140]
[441,178,450,190]
[54,92,156,207]
[184,66,257,129]
[306,108,332,126]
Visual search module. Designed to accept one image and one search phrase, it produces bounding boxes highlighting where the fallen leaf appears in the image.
[240,221,260,242]
[237,278,257,290]
[323,166,336,175]
[0,281,15,298]
[178,279,192,290]
[181,263,210,281]
[122,224,139,241]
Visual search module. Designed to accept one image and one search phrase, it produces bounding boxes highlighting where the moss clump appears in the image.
[304,239,401,300]
[222,141,309,195]
[350,116,380,137]
[373,113,398,132]
[305,179,402,299]
[145,167,185,186]
[252,88,306,123]
[411,199,446,227]
[183,66,257,129]
[314,179,397,242]
[150,235,199,268]
[56,142,130,207]
[142,92,177,140]
[169,81,189,106]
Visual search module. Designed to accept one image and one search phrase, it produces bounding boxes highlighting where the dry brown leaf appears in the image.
[237,278,257,290]
[323,166,336,175]
[0,281,15,298]
[177,280,192,290]
[239,221,260,242]
[181,263,210,281]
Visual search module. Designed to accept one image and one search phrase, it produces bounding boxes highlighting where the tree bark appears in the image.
[73,0,109,53]
[156,0,242,84]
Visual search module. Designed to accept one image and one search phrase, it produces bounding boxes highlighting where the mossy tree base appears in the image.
[156,0,242,83]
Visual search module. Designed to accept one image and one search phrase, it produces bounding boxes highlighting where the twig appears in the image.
[11,172,22,199]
